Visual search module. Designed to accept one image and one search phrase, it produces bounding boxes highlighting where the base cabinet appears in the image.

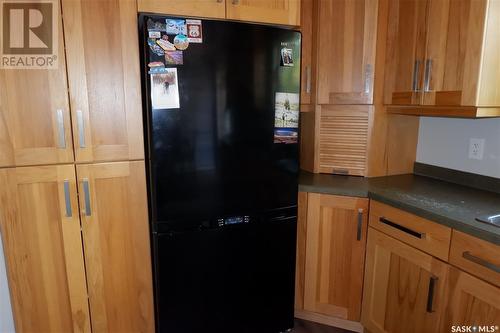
[361,228,448,333]
[301,193,369,321]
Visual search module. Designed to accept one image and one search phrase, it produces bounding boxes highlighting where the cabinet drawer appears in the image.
[369,201,451,261]
[450,230,500,287]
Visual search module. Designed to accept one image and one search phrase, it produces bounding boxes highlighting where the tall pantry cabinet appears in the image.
[0,0,154,332]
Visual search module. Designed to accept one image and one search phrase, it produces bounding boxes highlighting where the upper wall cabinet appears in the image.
[226,0,300,26]
[137,0,226,19]
[62,0,145,163]
[138,0,300,26]
[385,0,500,117]
[0,2,74,168]
[316,0,378,105]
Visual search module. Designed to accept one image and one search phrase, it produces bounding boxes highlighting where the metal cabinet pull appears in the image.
[462,251,500,273]
[424,59,433,92]
[63,180,72,217]
[76,110,86,148]
[56,109,66,148]
[305,65,311,94]
[379,217,425,239]
[426,276,438,313]
[364,64,372,94]
[356,208,363,241]
[232,0,239,4]
[412,60,421,92]
[82,178,91,216]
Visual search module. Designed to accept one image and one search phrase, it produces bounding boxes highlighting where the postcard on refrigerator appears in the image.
[274,92,299,128]
[166,19,187,35]
[186,19,203,43]
[150,68,180,109]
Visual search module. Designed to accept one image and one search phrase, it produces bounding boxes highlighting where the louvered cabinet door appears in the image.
[317,105,370,176]
[62,0,144,163]
[0,165,90,333]
[0,1,73,167]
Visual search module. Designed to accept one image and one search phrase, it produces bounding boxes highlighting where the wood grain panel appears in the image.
[318,105,369,176]
[0,1,73,167]
[383,0,428,105]
[422,0,487,106]
[449,230,500,287]
[62,0,145,163]
[77,161,154,333]
[226,0,300,26]
[316,0,378,105]
[0,166,90,333]
[299,109,317,172]
[361,228,448,333]
[369,201,451,261]
[137,0,226,18]
[304,194,369,321]
[440,267,500,332]
[299,0,313,105]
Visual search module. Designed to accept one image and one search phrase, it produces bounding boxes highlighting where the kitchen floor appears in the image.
[293,319,353,333]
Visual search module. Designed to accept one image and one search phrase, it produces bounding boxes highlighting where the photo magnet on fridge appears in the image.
[186,19,203,43]
[166,19,187,35]
[174,34,189,50]
[150,68,180,109]
[274,92,299,144]
[280,47,294,67]
[165,51,183,65]
[149,31,161,39]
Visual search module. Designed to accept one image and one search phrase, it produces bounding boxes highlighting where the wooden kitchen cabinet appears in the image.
[316,0,378,105]
[0,165,90,333]
[76,161,154,333]
[137,0,226,19]
[440,267,500,332]
[226,0,300,26]
[0,3,74,168]
[299,0,313,106]
[361,228,448,333]
[62,0,145,163]
[385,0,500,117]
[304,194,369,321]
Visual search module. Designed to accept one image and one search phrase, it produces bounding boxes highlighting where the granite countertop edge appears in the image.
[368,191,500,245]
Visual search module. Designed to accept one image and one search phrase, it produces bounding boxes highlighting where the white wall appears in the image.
[416,117,500,178]
[0,235,15,333]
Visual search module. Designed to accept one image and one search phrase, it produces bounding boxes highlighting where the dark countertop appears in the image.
[299,171,500,245]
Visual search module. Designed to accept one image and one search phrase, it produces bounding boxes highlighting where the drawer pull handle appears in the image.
[356,209,363,241]
[426,276,438,313]
[379,217,425,239]
[462,251,500,273]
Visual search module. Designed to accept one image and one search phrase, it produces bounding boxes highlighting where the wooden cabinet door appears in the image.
[137,0,226,18]
[62,0,144,163]
[0,4,73,167]
[316,0,378,104]
[440,267,500,331]
[361,228,448,333]
[226,0,300,26]
[304,194,369,321]
[383,0,428,105]
[0,165,90,333]
[421,0,487,106]
[299,0,313,105]
[76,161,154,333]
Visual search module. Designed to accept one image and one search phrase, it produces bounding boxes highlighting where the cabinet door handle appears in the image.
[76,110,86,148]
[364,64,372,94]
[56,109,66,148]
[216,0,223,2]
[426,276,438,313]
[379,217,425,239]
[232,0,239,4]
[82,178,91,216]
[356,208,363,241]
[462,251,500,273]
[412,60,421,92]
[305,65,311,94]
[423,59,433,92]
[63,180,72,217]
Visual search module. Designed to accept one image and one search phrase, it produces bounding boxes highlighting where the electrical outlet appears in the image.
[468,138,485,160]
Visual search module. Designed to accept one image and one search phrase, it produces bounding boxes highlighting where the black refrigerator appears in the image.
[139,14,301,333]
